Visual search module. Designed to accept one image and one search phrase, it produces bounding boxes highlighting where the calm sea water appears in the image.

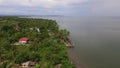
[32,16,120,68]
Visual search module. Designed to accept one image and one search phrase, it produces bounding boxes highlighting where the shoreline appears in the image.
[65,38,74,48]
[65,38,84,68]
[67,48,84,68]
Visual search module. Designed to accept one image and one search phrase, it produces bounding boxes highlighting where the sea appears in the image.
[29,16,120,68]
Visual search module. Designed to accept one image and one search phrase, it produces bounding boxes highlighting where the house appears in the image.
[35,27,40,32]
[30,27,40,32]
[21,61,37,68]
[19,37,29,44]
[14,25,21,31]
[21,61,30,68]
[29,61,37,67]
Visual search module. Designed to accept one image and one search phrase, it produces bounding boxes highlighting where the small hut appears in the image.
[21,61,37,68]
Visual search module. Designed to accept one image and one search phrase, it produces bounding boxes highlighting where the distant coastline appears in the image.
[0,15,65,17]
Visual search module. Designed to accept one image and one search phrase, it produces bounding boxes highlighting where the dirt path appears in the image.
[67,48,84,68]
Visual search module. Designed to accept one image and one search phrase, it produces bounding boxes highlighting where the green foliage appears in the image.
[35,64,40,68]
[0,16,73,68]
[0,40,11,51]
[15,51,29,64]
[0,61,12,68]
[61,60,74,68]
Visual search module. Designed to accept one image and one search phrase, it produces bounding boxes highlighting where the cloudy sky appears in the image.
[0,0,120,16]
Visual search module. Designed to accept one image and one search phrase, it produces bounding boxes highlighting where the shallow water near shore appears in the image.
[31,16,120,68]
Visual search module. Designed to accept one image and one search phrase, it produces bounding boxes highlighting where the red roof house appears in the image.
[19,37,29,44]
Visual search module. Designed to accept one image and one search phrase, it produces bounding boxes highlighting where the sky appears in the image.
[0,0,120,16]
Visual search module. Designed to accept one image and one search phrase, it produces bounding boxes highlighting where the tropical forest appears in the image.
[0,16,74,68]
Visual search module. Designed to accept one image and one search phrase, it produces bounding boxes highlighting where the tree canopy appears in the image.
[0,16,73,68]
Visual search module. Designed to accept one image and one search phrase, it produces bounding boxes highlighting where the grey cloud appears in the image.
[91,0,120,16]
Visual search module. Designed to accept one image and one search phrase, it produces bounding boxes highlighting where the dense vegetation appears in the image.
[0,16,74,68]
